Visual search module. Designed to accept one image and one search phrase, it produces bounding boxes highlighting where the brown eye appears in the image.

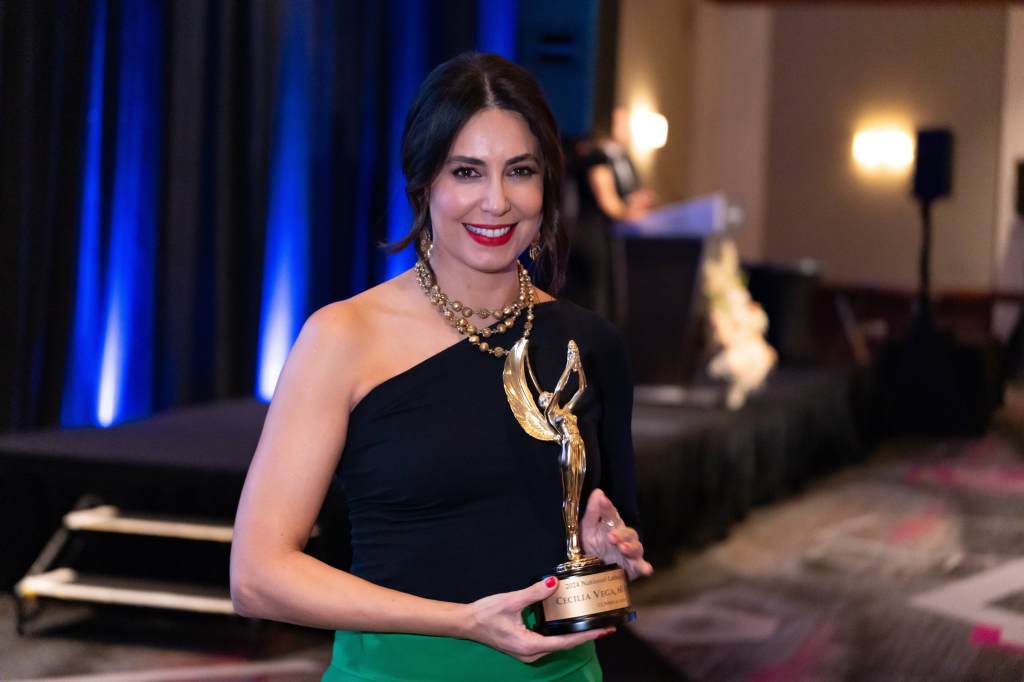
[452,166,480,179]
[509,166,537,178]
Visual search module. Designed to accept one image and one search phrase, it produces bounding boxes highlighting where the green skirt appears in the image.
[322,631,602,681]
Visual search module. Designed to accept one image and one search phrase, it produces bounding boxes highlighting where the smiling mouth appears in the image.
[463,222,517,246]
[464,223,516,237]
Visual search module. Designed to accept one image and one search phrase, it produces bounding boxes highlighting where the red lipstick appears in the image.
[463,222,517,246]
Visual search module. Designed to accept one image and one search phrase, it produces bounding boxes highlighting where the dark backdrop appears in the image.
[0,0,480,432]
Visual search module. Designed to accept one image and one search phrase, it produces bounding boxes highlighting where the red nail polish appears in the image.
[544,576,557,588]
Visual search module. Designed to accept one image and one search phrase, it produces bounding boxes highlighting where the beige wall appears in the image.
[764,5,1007,290]
[615,0,773,259]
[993,7,1024,336]
[615,0,693,204]
[615,2,1012,292]
[687,2,773,261]
[995,7,1024,284]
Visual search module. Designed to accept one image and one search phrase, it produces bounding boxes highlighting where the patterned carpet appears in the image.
[628,422,1024,681]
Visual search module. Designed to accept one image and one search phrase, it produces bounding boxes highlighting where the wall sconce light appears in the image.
[852,128,915,172]
[630,109,669,151]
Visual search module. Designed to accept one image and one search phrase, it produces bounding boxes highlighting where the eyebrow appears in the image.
[447,153,540,166]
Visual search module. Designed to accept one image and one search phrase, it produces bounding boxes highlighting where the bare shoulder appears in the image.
[292,272,422,400]
[304,272,415,343]
[301,299,360,343]
[288,302,362,388]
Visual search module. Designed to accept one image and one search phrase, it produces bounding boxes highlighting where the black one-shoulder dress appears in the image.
[325,299,640,681]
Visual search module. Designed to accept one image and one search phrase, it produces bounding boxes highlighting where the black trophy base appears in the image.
[532,561,635,635]
[537,607,636,635]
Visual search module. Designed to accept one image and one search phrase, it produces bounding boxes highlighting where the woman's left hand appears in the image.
[580,488,654,580]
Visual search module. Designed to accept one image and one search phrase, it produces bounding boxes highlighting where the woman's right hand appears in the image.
[463,577,613,663]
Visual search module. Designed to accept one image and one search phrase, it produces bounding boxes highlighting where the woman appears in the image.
[564,106,656,321]
[230,53,652,681]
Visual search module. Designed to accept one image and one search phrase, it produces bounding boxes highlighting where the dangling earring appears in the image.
[419,229,434,260]
[529,238,541,261]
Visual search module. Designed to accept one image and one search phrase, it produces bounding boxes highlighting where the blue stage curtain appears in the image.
[62,0,109,427]
[477,0,519,59]
[95,0,164,426]
[1,0,95,430]
[1,0,498,430]
[256,1,314,401]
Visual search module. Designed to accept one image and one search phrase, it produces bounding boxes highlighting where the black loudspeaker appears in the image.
[913,129,954,201]
[1016,159,1023,218]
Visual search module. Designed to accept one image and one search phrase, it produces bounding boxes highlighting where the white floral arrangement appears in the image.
[702,239,777,410]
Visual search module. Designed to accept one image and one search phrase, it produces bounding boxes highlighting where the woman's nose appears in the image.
[482,176,511,215]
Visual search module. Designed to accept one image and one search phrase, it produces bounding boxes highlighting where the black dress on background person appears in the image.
[565,142,640,323]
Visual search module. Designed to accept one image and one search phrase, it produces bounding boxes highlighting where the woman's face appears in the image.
[428,107,544,276]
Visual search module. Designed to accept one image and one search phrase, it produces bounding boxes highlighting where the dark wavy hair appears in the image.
[387,52,567,293]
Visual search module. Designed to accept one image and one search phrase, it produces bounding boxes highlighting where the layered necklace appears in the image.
[414,258,535,358]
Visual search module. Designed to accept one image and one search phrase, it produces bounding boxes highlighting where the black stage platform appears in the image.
[1,367,865,588]
[633,366,865,564]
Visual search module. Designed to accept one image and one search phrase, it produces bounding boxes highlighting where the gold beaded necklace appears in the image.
[414,259,536,358]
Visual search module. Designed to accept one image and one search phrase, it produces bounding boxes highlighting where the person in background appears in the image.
[564,106,656,321]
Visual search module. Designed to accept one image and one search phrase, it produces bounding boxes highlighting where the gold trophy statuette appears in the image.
[503,338,634,634]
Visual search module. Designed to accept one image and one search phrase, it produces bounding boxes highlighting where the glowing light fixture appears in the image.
[630,109,668,152]
[852,128,915,172]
